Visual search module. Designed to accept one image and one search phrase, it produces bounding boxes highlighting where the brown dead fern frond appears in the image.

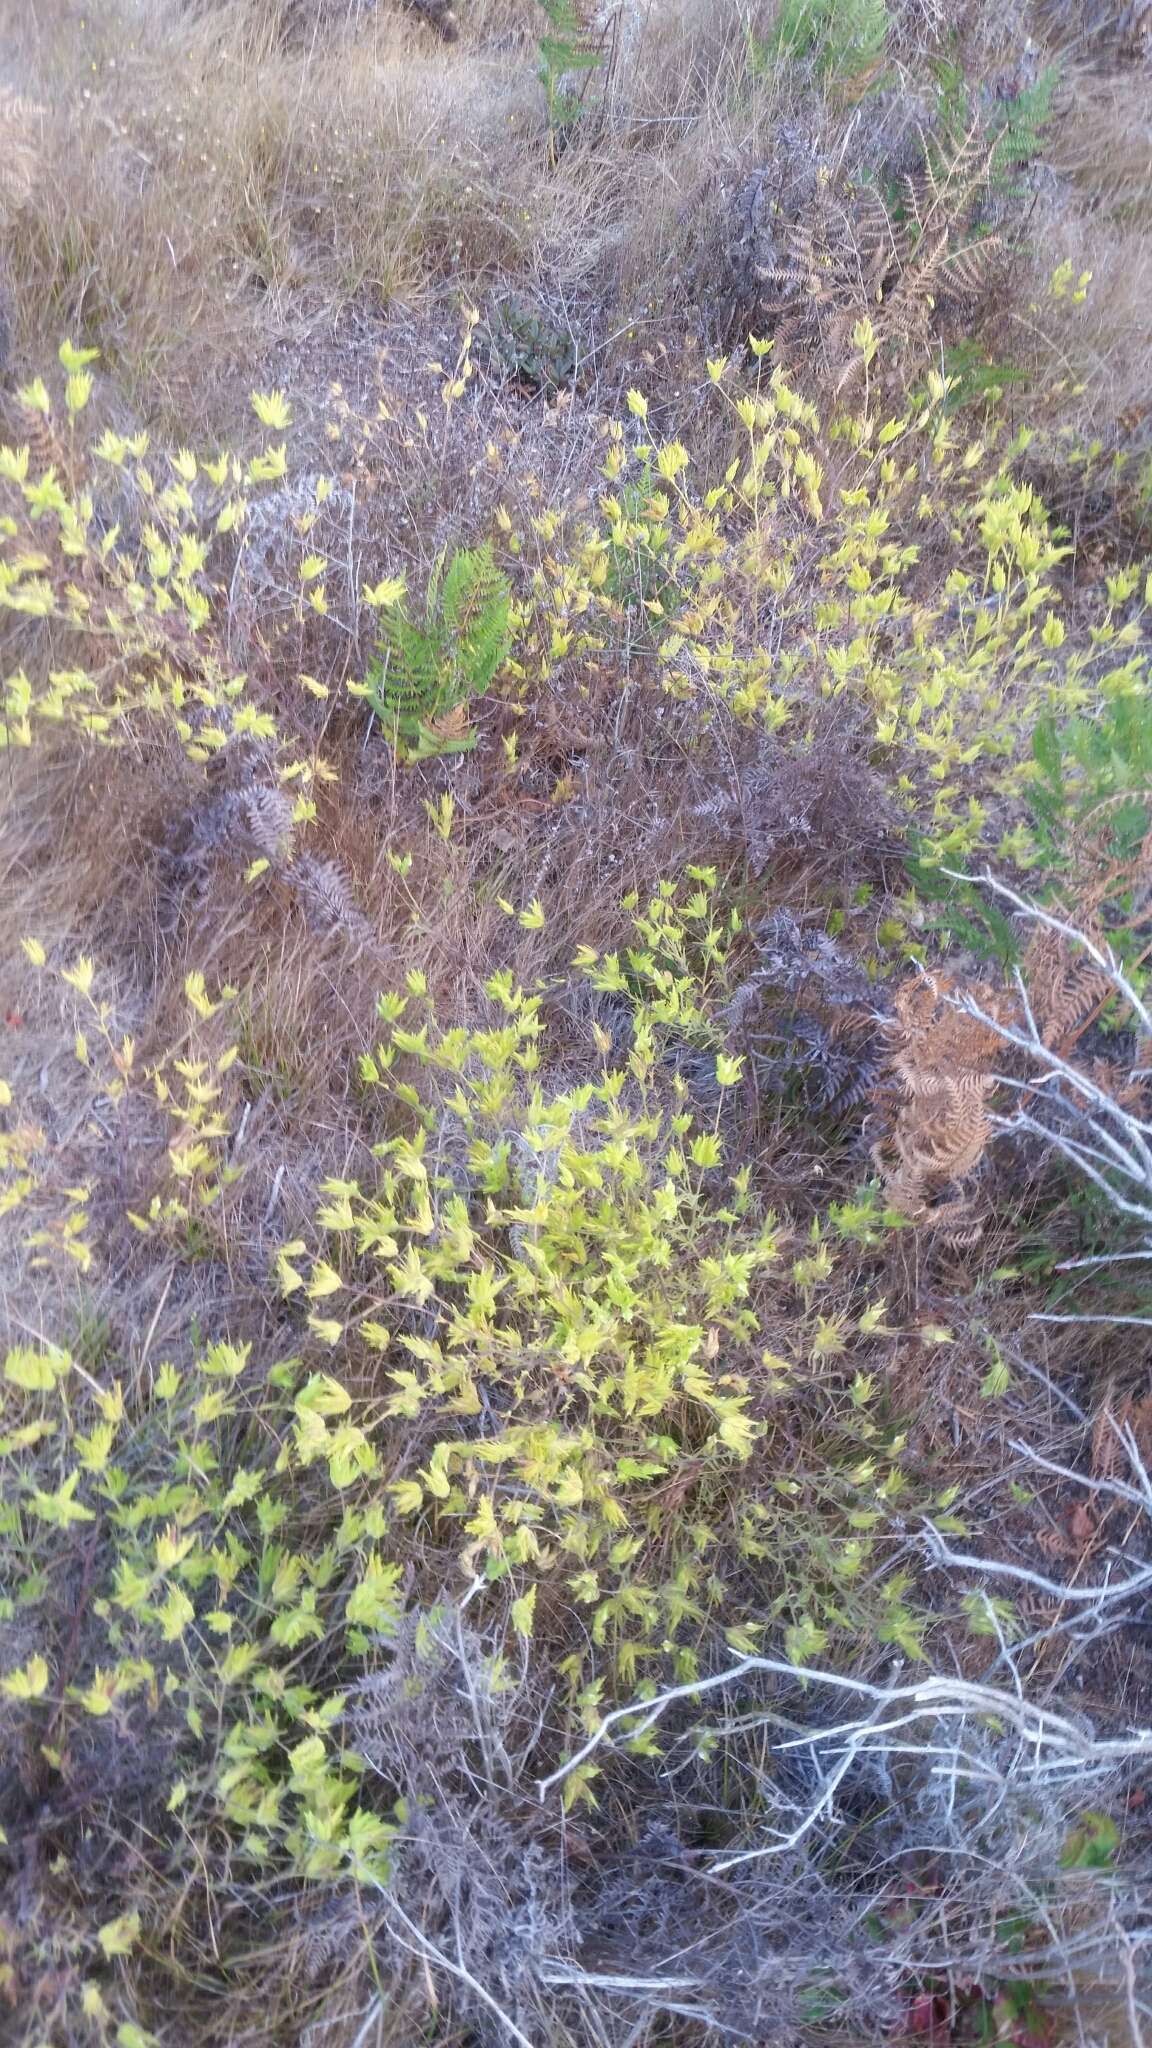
[1092,1395,1152,1492]
[745,175,902,378]
[286,852,375,945]
[235,784,298,866]
[900,128,1001,279]
[1022,924,1116,1049]
[0,88,45,221]
[1019,818,1152,1054]
[872,971,1007,1235]
[161,770,375,951]
[724,124,1004,390]
[7,400,78,490]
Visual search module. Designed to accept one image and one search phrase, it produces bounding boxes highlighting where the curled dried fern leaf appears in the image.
[872,972,1006,1235]
[0,89,45,220]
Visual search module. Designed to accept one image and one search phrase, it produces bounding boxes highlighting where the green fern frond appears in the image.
[933,59,1058,182]
[365,543,513,755]
[440,542,513,692]
[537,0,589,29]
[764,0,889,84]
[537,0,605,150]
[988,67,1059,173]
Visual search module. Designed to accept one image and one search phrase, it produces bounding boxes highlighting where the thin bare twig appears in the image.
[921,1519,1152,1605]
[539,1656,1152,1806]
[369,1891,538,2048]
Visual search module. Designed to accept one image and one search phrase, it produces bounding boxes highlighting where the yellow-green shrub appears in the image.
[275,876,958,1746]
[1,1332,405,1894]
[0,358,331,811]
[511,359,1152,859]
[5,339,1148,875]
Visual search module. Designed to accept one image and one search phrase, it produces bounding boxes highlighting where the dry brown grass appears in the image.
[1023,64,1149,443]
[0,85,46,221]
[0,1,547,422]
[0,0,783,432]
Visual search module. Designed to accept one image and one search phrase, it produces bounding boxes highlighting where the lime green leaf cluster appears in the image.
[507,364,1150,863]
[279,877,958,1695]
[0,1334,402,1896]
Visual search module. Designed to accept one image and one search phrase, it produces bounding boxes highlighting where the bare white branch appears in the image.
[921,1519,1152,1604]
[370,1891,539,2048]
[538,1655,1152,1807]
[1029,1311,1152,1328]
[941,868,1152,1036]
[1007,1434,1152,1515]
[1058,1249,1152,1270]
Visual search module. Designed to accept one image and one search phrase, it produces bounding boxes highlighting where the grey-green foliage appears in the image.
[481,299,578,393]
[365,543,513,757]
[754,0,889,85]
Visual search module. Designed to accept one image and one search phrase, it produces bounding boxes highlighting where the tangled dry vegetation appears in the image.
[2,2,1152,2046]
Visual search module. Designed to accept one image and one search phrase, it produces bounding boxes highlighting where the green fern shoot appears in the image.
[365,542,513,759]
[537,0,604,158]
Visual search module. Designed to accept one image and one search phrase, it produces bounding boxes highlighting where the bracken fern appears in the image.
[363,541,513,758]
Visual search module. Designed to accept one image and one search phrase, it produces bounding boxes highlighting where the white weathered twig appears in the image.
[708,1710,877,1873]
[1008,1433,1152,1515]
[1058,1249,1152,1270]
[369,1891,538,2048]
[921,1519,1152,1605]
[1002,1344,1088,1423]
[538,1658,1152,1807]
[942,869,1152,1036]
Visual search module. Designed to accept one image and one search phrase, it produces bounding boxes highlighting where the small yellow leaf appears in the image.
[306,1261,344,1300]
[1,1653,50,1700]
[98,1910,141,1959]
[251,389,292,430]
[362,576,407,609]
[276,1243,307,1295]
[17,377,50,417]
[59,340,100,373]
[61,955,95,997]
[184,971,215,1019]
[390,1479,424,1515]
[65,372,94,416]
[117,2018,158,2046]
